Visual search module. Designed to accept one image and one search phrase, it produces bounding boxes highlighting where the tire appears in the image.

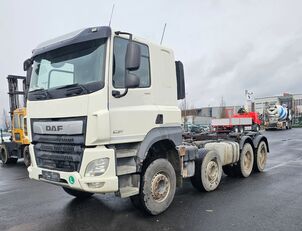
[255,124,260,132]
[191,150,222,192]
[223,164,239,177]
[233,126,239,133]
[239,126,244,133]
[62,187,94,199]
[130,158,176,215]
[23,146,31,167]
[253,141,268,172]
[0,145,18,165]
[236,143,254,178]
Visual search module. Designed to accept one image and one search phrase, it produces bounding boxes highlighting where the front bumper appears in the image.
[27,144,118,193]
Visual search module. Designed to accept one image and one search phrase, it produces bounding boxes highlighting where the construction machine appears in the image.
[0,75,31,166]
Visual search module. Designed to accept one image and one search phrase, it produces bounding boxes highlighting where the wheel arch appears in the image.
[136,127,183,186]
[253,135,269,153]
[239,136,254,151]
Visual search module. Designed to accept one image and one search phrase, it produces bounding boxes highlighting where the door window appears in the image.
[113,37,151,88]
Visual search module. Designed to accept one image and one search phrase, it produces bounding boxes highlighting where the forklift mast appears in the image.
[7,75,27,121]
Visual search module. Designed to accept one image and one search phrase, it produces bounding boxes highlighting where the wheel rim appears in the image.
[206,160,219,184]
[243,151,252,171]
[151,172,171,203]
[258,145,267,169]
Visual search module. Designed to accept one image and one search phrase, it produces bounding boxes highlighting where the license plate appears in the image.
[42,170,60,182]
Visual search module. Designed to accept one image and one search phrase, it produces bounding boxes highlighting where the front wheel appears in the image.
[191,150,222,192]
[0,145,17,165]
[130,158,176,215]
[62,187,94,199]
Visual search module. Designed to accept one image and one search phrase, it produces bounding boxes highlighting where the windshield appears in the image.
[29,39,106,93]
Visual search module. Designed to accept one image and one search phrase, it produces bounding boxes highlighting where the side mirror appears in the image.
[125,73,140,88]
[23,58,33,71]
[175,61,185,100]
[125,42,141,71]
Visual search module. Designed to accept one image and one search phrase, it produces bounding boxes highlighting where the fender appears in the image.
[252,134,270,152]
[136,126,182,169]
[239,135,254,150]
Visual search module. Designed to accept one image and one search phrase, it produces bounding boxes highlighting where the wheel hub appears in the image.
[243,151,252,170]
[151,172,170,202]
[259,146,267,167]
[206,161,219,184]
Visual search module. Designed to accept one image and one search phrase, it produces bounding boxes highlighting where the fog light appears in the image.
[87,182,105,189]
[85,158,109,177]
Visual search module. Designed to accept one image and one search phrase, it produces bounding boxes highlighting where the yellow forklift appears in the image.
[0,75,30,167]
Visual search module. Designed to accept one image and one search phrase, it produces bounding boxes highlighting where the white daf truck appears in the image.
[23,26,269,215]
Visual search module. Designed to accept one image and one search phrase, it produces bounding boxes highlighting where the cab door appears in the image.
[108,36,157,143]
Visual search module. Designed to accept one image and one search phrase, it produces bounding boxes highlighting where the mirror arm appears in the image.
[112,88,128,98]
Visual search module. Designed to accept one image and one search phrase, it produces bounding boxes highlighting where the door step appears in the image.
[116,165,136,176]
[116,149,137,159]
[119,186,139,198]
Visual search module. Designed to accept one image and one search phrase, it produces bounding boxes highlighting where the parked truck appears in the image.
[264,104,292,130]
[212,108,261,133]
[0,75,31,167]
[23,26,269,215]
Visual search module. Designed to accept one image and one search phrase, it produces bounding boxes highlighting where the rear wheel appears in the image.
[23,146,31,167]
[236,143,254,177]
[0,145,17,165]
[191,150,222,192]
[253,141,268,172]
[254,124,260,132]
[62,187,94,199]
[130,158,176,215]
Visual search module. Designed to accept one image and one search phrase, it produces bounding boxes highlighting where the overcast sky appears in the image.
[1,0,302,118]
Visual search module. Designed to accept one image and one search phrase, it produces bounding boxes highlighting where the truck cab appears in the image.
[26,26,183,201]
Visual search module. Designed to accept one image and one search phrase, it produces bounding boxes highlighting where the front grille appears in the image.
[31,117,86,172]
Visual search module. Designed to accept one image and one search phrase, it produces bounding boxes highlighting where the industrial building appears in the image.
[182,93,302,127]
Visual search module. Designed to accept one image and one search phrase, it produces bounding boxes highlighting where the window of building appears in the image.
[113,37,150,88]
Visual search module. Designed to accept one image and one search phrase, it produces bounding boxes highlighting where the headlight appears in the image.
[85,158,109,177]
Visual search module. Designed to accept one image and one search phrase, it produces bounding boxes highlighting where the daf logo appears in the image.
[46,125,63,131]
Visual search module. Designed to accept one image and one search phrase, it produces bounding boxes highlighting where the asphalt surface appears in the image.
[1,129,302,231]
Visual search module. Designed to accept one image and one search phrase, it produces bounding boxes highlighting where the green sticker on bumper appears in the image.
[69,176,75,184]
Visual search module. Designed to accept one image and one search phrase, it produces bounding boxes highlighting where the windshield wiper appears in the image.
[54,83,89,96]
[29,88,51,99]
[29,88,46,93]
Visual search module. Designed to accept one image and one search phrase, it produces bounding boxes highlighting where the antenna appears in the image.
[160,23,167,45]
[108,4,115,27]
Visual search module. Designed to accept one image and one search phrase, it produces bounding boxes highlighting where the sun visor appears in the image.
[32,26,111,57]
